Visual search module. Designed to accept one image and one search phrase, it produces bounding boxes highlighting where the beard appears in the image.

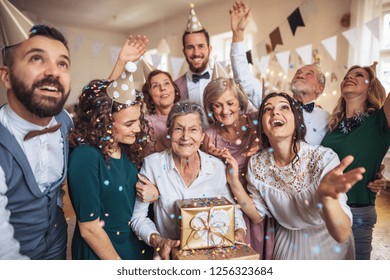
[10,74,70,118]
[186,55,209,74]
[290,82,312,97]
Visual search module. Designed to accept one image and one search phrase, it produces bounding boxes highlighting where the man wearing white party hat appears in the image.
[0,0,73,259]
[174,3,214,107]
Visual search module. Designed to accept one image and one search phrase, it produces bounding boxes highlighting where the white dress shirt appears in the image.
[131,149,246,245]
[186,67,212,106]
[0,167,29,259]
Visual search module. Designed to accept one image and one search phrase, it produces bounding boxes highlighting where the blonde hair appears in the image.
[203,78,249,124]
[328,64,386,131]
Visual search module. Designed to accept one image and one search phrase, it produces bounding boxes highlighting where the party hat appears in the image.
[185,3,203,33]
[211,59,229,80]
[0,0,34,46]
[141,57,156,80]
[369,61,378,75]
[106,62,140,105]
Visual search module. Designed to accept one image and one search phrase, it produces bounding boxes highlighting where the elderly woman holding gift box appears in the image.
[130,101,246,260]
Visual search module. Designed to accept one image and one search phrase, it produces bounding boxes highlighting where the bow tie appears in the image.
[24,123,62,141]
[192,71,210,83]
[296,101,315,113]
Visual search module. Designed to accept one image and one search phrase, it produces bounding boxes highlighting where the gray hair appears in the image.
[167,100,209,134]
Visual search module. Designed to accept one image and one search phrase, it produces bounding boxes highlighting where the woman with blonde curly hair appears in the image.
[321,62,390,259]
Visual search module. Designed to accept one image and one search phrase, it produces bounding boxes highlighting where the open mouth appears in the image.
[271,119,285,127]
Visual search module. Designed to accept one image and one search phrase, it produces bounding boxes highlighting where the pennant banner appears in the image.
[342,27,360,49]
[288,8,305,36]
[246,50,253,65]
[170,56,185,79]
[270,27,283,51]
[365,17,380,40]
[256,55,270,75]
[321,35,337,61]
[151,53,162,68]
[275,50,290,74]
[295,44,312,65]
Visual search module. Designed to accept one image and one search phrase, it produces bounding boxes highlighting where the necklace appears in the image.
[338,112,370,134]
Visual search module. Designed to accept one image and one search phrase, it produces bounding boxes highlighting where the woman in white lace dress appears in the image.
[223,92,366,260]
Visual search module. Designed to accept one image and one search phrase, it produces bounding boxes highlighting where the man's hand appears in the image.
[150,234,180,260]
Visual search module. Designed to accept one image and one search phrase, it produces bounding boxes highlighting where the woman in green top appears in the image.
[67,74,153,259]
[321,62,390,260]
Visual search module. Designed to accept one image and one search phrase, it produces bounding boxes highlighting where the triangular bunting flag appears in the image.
[321,35,337,61]
[275,50,290,74]
[246,50,253,65]
[342,27,360,49]
[170,56,185,80]
[365,17,380,40]
[256,55,270,75]
[288,8,305,36]
[151,53,162,68]
[269,27,283,51]
[295,44,312,65]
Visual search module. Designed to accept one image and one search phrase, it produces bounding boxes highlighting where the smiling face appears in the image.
[211,90,240,126]
[149,73,176,112]
[112,104,141,145]
[290,65,324,103]
[183,32,212,74]
[340,67,370,102]
[261,96,295,144]
[4,35,71,118]
[170,113,205,159]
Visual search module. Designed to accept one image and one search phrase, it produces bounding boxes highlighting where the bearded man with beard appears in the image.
[0,24,72,259]
[174,5,213,107]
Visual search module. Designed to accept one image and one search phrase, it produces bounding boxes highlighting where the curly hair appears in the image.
[258,92,306,166]
[203,77,249,124]
[328,63,386,131]
[141,69,180,114]
[68,79,151,166]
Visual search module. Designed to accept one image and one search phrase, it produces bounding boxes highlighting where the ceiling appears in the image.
[10,0,217,34]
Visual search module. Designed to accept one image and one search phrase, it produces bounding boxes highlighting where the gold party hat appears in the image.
[0,0,34,46]
[141,57,156,80]
[212,59,229,80]
[185,3,203,33]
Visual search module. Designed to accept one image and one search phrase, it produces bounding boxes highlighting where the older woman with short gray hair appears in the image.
[131,100,246,259]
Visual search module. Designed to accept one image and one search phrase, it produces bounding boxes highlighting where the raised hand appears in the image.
[229,0,251,34]
[117,34,149,64]
[318,155,365,200]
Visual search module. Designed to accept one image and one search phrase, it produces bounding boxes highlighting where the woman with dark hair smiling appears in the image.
[223,92,365,259]
[67,71,153,259]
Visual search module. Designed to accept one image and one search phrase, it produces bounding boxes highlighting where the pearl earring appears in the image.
[364,80,369,84]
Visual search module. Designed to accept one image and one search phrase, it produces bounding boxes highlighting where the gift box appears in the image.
[171,245,260,260]
[177,197,235,250]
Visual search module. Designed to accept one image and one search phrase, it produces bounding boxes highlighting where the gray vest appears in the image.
[0,109,72,258]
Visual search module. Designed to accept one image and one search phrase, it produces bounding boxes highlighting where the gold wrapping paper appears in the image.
[177,197,235,250]
[172,245,260,260]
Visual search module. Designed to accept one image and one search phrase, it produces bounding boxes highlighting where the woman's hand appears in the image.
[367,164,387,193]
[117,34,149,64]
[318,155,365,200]
[136,174,159,202]
[150,234,180,260]
[234,228,246,244]
[222,150,241,186]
